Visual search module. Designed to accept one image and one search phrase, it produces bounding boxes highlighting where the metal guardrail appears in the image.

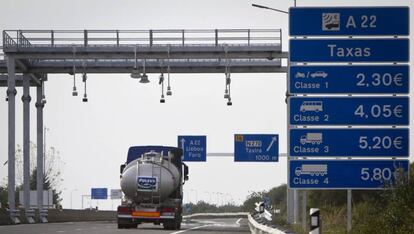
[248,213,291,234]
[3,29,282,47]
[183,212,249,219]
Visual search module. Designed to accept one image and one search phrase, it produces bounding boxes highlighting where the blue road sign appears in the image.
[289,160,409,189]
[91,188,108,200]
[290,128,409,157]
[289,65,409,94]
[289,39,409,63]
[263,197,271,210]
[289,7,409,36]
[178,135,207,162]
[289,96,409,126]
[234,134,279,162]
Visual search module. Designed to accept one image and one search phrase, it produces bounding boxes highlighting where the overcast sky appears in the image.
[0,0,413,210]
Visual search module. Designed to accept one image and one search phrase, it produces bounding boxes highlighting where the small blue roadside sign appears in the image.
[178,135,207,162]
[289,65,409,94]
[91,188,108,200]
[290,128,409,157]
[289,160,409,189]
[289,7,409,36]
[263,197,271,210]
[234,134,279,162]
[289,39,409,63]
[289,96,409,126]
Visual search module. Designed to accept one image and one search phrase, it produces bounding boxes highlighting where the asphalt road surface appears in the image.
[0,218,249,234]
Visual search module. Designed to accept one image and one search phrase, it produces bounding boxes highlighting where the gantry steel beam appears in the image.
[1,29,287,74]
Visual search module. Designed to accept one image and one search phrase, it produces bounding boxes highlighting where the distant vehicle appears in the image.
[295,164,328,176]
[300,133,323,145]
[295,72,306,78]
[117,146,189,230]
[310,71,328,78]
[300,101,323,112]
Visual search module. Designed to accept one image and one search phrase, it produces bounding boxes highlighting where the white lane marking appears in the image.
[236,218,242,225]
[57,231,65,233]
[75,228,83,231]
[170,224,213,234]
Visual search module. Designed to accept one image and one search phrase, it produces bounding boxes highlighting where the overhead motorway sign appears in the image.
[289,39,409,63]
[289,7,409,36]
[234,134,279,162]
[289,65,409,94]
[290,128,409,157]
[289,96,409,126]
[91,188,108,200]
[289,160,409,189]
[178,135,207,162]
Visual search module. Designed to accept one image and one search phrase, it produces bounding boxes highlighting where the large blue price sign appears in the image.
[289,96,409,126]
[289,7,409,36]
[290,128,409,157]
[289,39,409,63]
[289,65,409,94]
[289,160,409,189]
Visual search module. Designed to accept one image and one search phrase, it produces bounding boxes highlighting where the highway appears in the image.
[0,217,249,234]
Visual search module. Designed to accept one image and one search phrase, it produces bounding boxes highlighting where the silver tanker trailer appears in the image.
[117,146,189,230]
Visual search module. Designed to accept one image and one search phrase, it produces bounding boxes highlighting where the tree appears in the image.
[0,142,64,208]
[241,190,266,212]
[353,163,414,233]
[15,168,62,206]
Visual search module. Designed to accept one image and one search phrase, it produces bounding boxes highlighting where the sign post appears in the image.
[234,134,279,162]
[289,160,409,189]
[289,96,409,126]
[290,128,409,157]
[91,188,108,200]
[290,39,409,63]
[288,6,410,231]
[289,7,409,36]
[177,135,207,162]
[290,65,409,94]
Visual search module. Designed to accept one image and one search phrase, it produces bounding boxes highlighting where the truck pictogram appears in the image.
[295,164,328,176]
[300,133,323,145]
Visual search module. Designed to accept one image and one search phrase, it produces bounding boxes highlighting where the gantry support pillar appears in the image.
[7,56,20,224]
[22,74,35,223]
[36,82,48,223]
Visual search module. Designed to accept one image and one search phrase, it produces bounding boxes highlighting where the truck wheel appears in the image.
[118,224,127,229]
[163,221,173,230]
[118,218,134,229]
[163,220,180,230]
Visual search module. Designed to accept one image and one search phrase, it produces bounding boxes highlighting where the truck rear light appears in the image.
[132,211,160,217]
[161,207,174,213]
[117,206,132,214]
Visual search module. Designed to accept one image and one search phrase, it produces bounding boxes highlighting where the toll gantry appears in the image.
[0,29,287,223]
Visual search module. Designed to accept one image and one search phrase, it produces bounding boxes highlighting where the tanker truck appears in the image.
[117,146,189,230]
